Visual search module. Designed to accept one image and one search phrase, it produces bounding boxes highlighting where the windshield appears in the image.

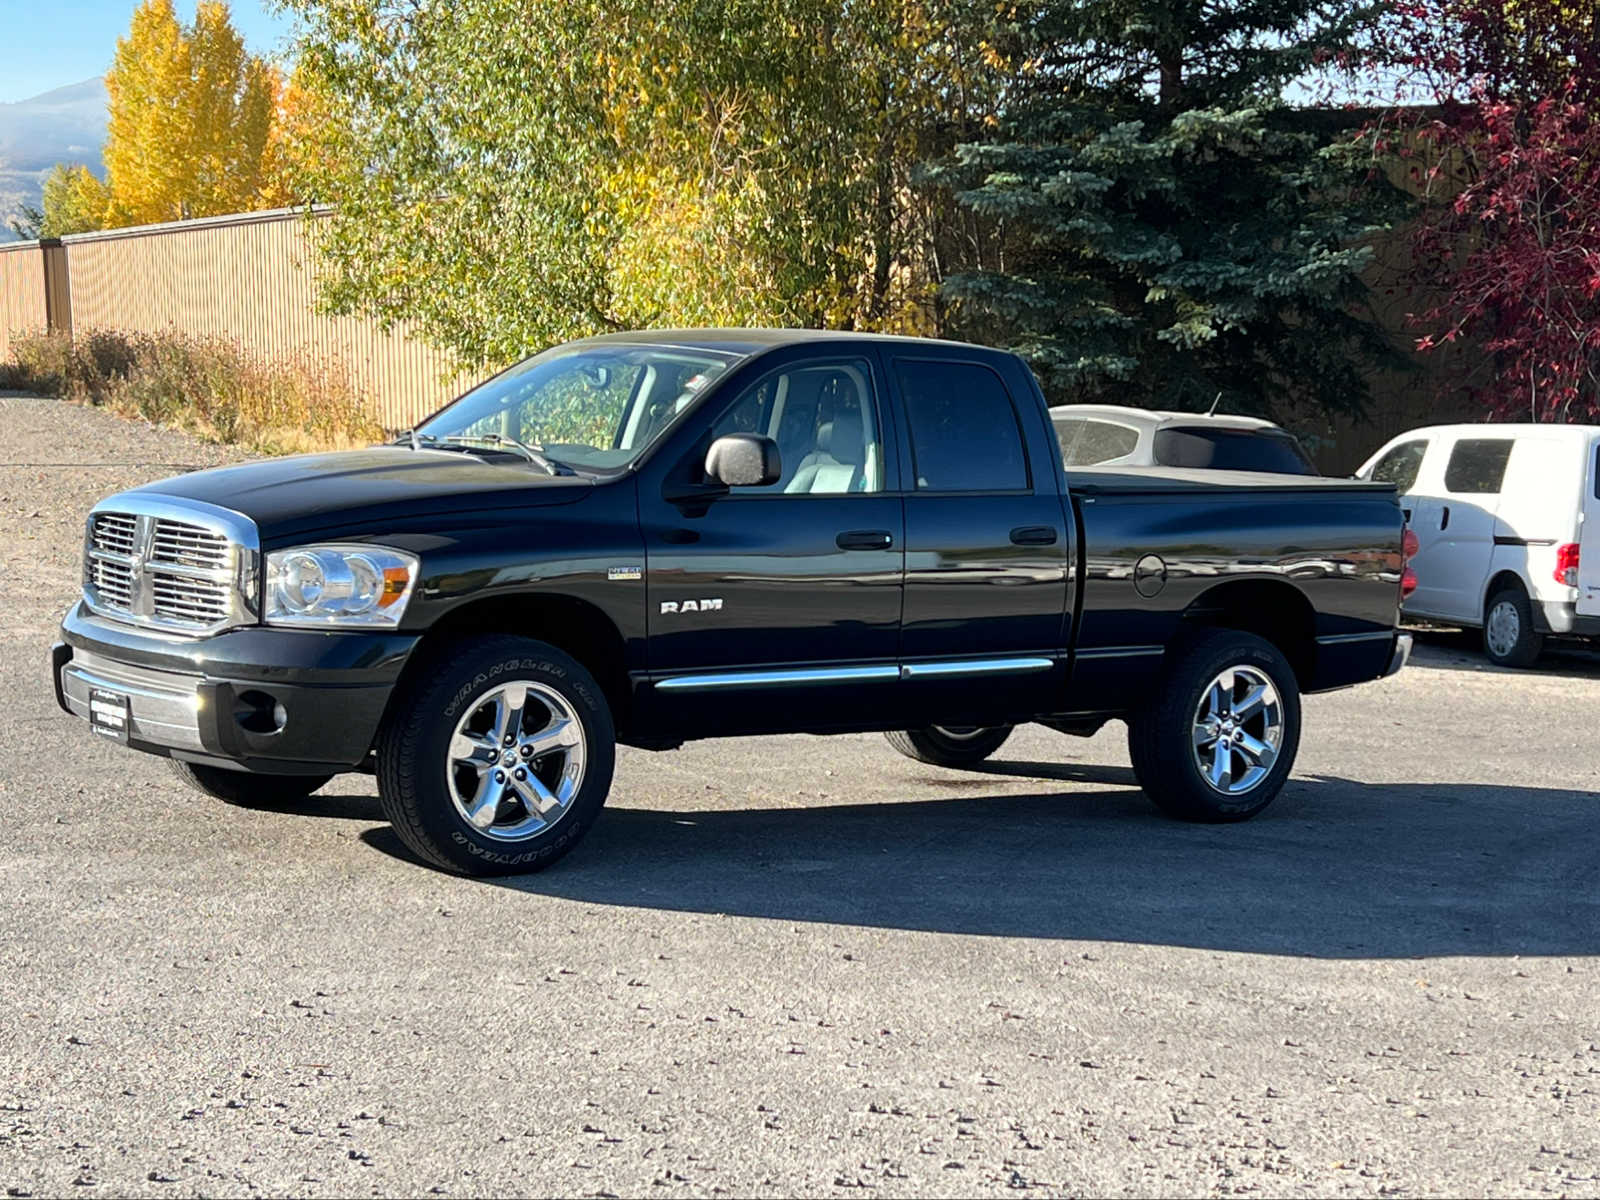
[416,343,740,472]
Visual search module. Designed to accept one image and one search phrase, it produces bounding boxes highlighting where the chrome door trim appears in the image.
[654,656,1057,693]
[654,664,902,692]
[898,656,1054,680]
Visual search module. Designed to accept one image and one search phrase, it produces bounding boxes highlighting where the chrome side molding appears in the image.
[655,656,1056,693]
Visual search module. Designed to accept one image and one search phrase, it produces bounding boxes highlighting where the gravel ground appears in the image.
[2,393,1598,1198]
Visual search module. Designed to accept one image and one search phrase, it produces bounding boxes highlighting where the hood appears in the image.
[125,446,593,541]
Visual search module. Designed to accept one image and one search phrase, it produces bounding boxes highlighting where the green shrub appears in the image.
[3,330,382,452]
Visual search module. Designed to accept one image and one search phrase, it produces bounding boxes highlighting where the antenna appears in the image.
[1206,392,1223,416]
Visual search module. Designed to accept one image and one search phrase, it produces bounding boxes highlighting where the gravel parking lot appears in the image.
[3,393,1598,1198]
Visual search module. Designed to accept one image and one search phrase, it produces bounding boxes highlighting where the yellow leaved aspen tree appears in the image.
[103,0,282,225]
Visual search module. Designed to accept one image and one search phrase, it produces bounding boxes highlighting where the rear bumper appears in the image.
[1536,600,1600,638]
[53,602,419,774]
[1380,632,1413,679]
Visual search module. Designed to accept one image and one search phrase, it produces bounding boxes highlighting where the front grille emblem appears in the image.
[129,514,156,617]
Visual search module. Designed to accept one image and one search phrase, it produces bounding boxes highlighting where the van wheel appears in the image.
[376,635,615,876]
[1483,584,1544,668]
[885,725,1013,767]
[1127,631,1301,823]
[169,760,334,807]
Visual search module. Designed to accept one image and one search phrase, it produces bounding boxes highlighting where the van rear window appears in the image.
[1443,439,1513,494]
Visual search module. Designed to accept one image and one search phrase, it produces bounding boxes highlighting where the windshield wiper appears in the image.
[435,433,574,476]
[393,430,574,475]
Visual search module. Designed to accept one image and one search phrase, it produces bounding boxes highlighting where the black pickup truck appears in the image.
[53,330,1414,875]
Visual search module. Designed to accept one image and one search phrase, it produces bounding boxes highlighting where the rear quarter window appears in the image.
[1055,418,1140,465]
[1443,438,1514,494]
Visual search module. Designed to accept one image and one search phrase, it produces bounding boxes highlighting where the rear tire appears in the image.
[885,725,1013,767]
[376,635,615,876]
[1482,583,1544,668]
[1127,630,1301,823]
[168,760,333,808]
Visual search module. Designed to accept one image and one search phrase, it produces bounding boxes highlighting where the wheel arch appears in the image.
[1482,567,1530,620]
[1179,579,1317,688]
[396,593,634,734]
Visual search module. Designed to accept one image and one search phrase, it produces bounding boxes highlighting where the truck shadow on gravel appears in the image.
[360,772,1600,958]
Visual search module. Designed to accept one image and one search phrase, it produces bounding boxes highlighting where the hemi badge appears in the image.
[608,565,643,581]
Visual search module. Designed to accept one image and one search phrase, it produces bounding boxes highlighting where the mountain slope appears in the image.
[0,78,109,240]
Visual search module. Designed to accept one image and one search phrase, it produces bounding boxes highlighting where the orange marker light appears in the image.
[377,567,410,607]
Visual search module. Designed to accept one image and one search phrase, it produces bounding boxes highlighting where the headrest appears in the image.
[827,410,863,465]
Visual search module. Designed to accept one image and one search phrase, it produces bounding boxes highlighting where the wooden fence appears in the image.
[0,209,469,430]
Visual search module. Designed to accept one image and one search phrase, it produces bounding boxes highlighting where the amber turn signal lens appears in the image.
[377,566,411,607]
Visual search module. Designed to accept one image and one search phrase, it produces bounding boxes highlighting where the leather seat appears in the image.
[786,410,864,494]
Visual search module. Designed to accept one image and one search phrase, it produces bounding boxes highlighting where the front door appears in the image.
[639,355,905,735]
[887,354,1074,726]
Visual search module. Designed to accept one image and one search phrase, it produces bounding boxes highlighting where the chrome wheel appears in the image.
[1190,666,1283,796]
[445,680,586,842]
[929,725,987,741]
[1486,599,1521,659]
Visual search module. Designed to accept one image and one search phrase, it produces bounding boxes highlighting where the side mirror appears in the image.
[705,433,781,488]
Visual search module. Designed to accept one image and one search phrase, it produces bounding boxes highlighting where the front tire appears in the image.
[1483,583,1544,668]
[376,635,615,876]
[168,760,333,807]
[885,725,1013,767]
[1127,631,1301,823]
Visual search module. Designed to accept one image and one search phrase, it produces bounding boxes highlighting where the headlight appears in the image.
[264,545,418,628]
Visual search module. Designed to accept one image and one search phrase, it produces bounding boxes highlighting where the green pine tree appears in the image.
[937,0,1405,421]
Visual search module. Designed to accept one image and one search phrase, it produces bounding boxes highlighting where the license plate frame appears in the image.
[88,686,132,743]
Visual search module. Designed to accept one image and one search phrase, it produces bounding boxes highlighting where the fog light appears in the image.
[232,689,287,735]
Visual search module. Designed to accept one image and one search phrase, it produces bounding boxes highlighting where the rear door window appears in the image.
[1443,438,1513,494]
[1368,439,1428,493]
[1151,427,1317,474]
[896,359,1028,492]
[1055,418,1140,465]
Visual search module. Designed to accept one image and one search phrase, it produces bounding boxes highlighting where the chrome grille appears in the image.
[83,498,257,635]
[149,520,230,571]
[91,512,138,555]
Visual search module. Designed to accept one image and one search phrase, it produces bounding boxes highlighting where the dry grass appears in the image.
[0,330,384,454]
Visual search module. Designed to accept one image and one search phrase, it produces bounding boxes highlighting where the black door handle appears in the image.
[1440,505,1450,532]
[1009,525,1058,546]
[837,529,894,551]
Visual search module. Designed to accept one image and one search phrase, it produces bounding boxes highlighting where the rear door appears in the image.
[888,353,1074,725]
[1580,438,1600,618]
[1429,435,1515,623]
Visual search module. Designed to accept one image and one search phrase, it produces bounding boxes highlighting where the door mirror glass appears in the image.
[705,434,781,488]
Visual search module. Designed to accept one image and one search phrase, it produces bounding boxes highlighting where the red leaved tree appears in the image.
[1384,0,1600,421]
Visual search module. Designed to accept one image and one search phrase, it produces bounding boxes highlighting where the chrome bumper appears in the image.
[1381,632,1413,679]
[59,647,204,751]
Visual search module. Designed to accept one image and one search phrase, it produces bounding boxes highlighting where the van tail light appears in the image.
[1400,526,1420,598]
[1555,542,1580,587]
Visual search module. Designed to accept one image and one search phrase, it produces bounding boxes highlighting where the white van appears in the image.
[1357,424,1600,666]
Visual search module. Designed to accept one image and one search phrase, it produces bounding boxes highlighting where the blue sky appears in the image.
[0,0,295,102]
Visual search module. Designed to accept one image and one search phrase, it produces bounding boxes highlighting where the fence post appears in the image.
[39,239,71,337]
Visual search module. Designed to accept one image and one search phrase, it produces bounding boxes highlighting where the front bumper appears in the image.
[53,602,420,774]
